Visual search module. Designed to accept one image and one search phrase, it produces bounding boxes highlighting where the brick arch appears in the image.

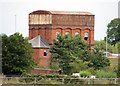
[62,28,72,36]
[83,28,92,44]
[56,28,62,34]
[50,28,62,42]
[55,28,62,39]
[29,28,34,39]
[71,28,81,36]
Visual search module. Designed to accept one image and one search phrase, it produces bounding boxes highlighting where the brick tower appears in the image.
[29,10,94,66]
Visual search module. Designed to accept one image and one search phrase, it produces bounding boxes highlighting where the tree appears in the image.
[88,50,110,70]
[50,35,89,74]
[89,42,110,70]
[111,42,119,53]
[2,33,37,75]
[50,35,110,74]
[94,40,112,53]
[107,18,120,45]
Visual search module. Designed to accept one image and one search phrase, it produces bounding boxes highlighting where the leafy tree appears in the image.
[111,42,120,53]
[88,50,110,70]
[50,35,89,74]
[50,35,110,74]
[2,33,37,75]
[94,40,112,53]
[94,40,120,54]
[107,18,120,45]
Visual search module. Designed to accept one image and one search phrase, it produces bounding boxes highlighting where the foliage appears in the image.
[50,35,89,74]
[2,33,37,75]
[110,41,120,54]
[117,59,120,78]
[88,50,110,70]
[50,35,110,74]
[106,18,120,45]
[95,70,117,78]
[80,70,91,77]
[95,40,120,54]
[94,40,112,53]
[117,42,120,77]
[108,58,118,73]
[69,60,88,73]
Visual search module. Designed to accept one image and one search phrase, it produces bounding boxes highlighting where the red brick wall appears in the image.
[52,14,94,26]
[33,48,50,66]
[29,26,53,44]
[50,26,94,48]
[29,25,94,47]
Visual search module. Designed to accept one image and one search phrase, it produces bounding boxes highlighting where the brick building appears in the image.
[29,10,94,66]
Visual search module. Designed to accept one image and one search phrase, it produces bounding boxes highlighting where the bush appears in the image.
[96,70,117,78]
[22,73,68,78]
[80,70,91,77]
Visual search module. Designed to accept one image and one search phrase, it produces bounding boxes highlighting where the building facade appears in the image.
[29,10,94,66]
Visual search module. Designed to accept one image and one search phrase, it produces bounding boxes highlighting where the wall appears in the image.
[33,48,50,66]
[51,26,94,49]
[29,14,52,24]
[52,14,94,26]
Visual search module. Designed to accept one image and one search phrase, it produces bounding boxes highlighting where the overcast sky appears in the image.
[0,0,119,40]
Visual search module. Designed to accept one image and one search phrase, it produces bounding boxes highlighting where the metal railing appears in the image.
[0,77,120,85]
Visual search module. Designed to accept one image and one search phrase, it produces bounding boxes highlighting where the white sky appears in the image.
[0,0,119,40]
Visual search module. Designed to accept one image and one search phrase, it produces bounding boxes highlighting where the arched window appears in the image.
[65,32,70,35]
[84,32,89,40]
[56,32,60,38]
[75,32,79,36]
[44,50,47,57]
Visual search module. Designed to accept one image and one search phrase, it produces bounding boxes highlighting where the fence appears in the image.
[0,77,120,85]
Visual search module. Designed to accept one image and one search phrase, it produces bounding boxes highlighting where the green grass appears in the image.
[109,58,118,65]
[109,58,118,66]
[108,58,118,71]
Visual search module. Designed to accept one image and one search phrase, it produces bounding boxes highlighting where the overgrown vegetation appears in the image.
[106,18,120,45]
[96,70,117,78]
[80,70,91,77]
[50,35,110,75]
[104,18,120,77]
[94,40,119,54]
[2,33,37,75]
[3,74,118,84]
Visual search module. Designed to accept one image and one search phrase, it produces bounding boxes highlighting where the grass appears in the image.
[109,58,118,67]
[109,58,118,65]
[108,58,118,71]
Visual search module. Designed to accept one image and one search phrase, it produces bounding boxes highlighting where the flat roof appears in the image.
[29,10,94,15]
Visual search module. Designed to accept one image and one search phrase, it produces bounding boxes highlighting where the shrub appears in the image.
[96,70,117,78]
[80,70,91,77]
